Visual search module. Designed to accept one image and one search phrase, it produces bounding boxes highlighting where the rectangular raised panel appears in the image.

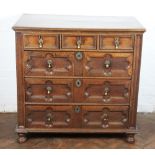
[23,34,59,49]
[25,78,73,103]
[23,51,74,77]
[84,52,133,77]
[25,105,73,128]
[100,35,134,50]
[82,106,129,129]
[61,34,97,50]
[75,79,131,104]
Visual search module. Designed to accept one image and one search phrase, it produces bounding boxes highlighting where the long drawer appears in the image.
[25,78,130,105]
[25,105,129,129]
[23,51,133,78]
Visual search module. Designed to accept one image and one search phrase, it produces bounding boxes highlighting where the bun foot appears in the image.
[126,134,135,144]
[17,133,27,143]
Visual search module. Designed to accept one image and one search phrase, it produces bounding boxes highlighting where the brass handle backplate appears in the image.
[38,35,44,48]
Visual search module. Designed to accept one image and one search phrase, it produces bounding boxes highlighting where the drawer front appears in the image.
[25,78,73,103]
[23,51,74,77]
[82,106,129,129]
[84,52,133,77]
[25,105,128,129]
[25,105,73,128]
[100,35,134,50]
[62,34,97,50]
[23,34,59,49]
[74,79,130,104]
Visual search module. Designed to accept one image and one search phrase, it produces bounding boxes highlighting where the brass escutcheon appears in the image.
[75,51,83,60]
[75,79,82,88]
[75,106,80,113]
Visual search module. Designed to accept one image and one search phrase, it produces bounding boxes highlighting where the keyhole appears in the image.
[75,106,80,113]
[76,79,81,87]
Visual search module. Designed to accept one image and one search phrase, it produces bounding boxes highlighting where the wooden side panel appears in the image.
[129,34,143,127]
[15,32,25,127]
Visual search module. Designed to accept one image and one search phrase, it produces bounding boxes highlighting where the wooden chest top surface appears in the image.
[13,14,145,32]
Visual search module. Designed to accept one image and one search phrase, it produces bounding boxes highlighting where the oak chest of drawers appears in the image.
[13,14,145,143]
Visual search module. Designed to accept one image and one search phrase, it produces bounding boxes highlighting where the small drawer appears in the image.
[25,78,73,103]
[100,35,134,50]
[75,79,131,104]
[23,34,59,49]
[23,51,74,77]
[82,105,129,129]
[25,105,73,128]
[84,52,133,77]
[61,34,97,50]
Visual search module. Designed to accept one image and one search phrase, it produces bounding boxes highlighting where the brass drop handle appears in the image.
[46,86,52,94]
[104,87,110,96]
[77,37,82,49]
[47,60,53,68]
[46,113,53,122]
[104,60,111,68]
[47,117,51,122]
[38,35,43,48]
[114,37,120,49]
